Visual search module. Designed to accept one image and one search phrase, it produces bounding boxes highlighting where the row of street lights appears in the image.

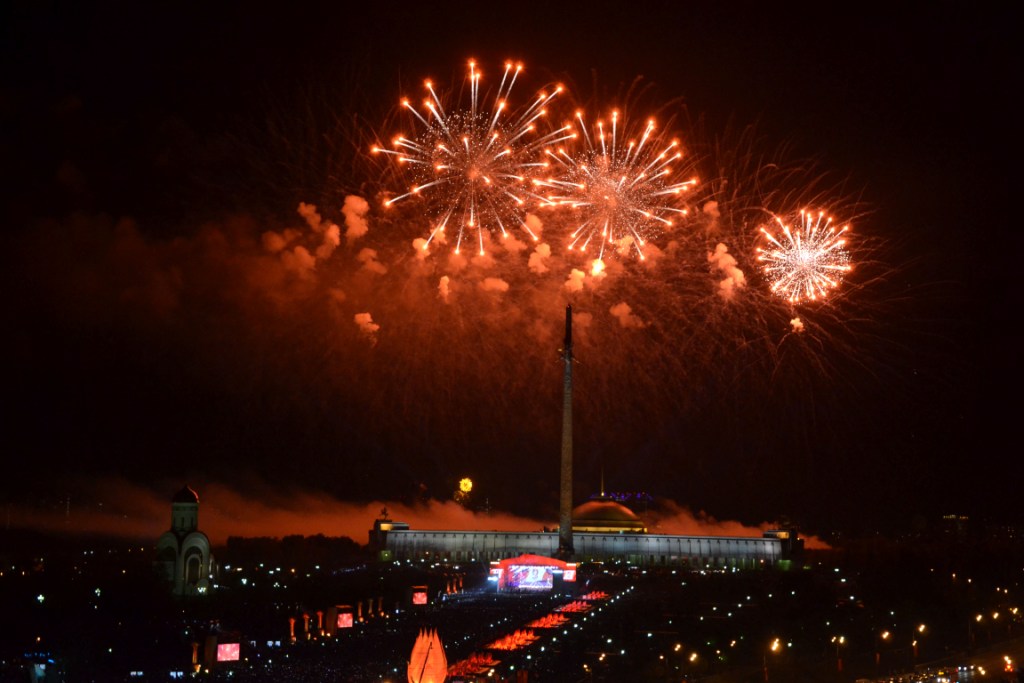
[826,624,929,677]
[969,609,1019,650]
[734,613,1019,682]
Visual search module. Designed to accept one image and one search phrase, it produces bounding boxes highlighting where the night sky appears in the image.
[2,2,1017,539]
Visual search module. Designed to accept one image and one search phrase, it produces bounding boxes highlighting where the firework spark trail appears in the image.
[534,109,698,265]
[194,84,901,513]
[372,61,572,256]
[757,209,851,303]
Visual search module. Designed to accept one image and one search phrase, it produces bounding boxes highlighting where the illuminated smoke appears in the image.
[342,195,371,243]
[500,233,529,255]
[262,228,299,253]
[297,201,325,231]
[564,268,586,293]
[640,242,664,263]
[707,242,746,300]
[316,223,341,260]
[2,477,827,549]
[609,301,645,329]
[445,250,469,273]
[480,277,510,293]
[528,243,552,274]
[790,317,805,333]
[702,200,721,221]
[282,245,316,276]
[646,500,829,550]
[296,202,342,260]
[354,312,380,344]
[572,310,593,330]
[357,247,388,275]
[1,478,549,545]
[438,275,451,302]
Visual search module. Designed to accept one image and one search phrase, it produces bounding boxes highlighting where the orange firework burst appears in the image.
[372,60,571,256]
[535,109,698,261]
[757,209,852,303]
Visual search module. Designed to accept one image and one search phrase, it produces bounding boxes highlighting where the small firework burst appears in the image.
[373,60,571,255]
[757,209,852,303]
[535,110,697,261]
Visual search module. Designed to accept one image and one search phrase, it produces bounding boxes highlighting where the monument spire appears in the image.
[558,304,575,559]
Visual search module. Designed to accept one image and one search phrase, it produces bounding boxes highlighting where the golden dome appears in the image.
[572,498,646,534]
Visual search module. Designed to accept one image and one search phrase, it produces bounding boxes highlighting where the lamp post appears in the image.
[912,623,926,664]
[764,637,781,682]
[969,613,983,653]
[875,630,891,672]
[831,635,845,674]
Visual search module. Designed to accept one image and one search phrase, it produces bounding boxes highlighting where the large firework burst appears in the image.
[373,61,571,256]
[757,209,852,303]
[535,110,698,263]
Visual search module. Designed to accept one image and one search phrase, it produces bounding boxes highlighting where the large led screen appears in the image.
[337,612,353,628]
[216,643,240,662]
[507,565,553,590]
[412,590,427,605]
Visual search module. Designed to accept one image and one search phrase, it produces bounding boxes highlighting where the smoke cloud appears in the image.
[609,301,646,329]
[501,234,529,254]
[296,202,343,261]
[528,243,551,274]
[357,247,388,275]
[342,195,370,243]
[316,224,341,260]
[412,237,430,258]
[3,478,827,550]
[708,242,746,299]
[480,277,510,293]
[790,317,805,333]
[702,200,721,221]
[647,500,829,550]
[564,268,586,293]
[282,245,316,276]
[354,312,380,344]
[438,275,451,303]
[524,213,543,238]
[262,228,300,253]
[297,202,325,232]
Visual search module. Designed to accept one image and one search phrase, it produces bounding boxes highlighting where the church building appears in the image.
[156,486,215,596]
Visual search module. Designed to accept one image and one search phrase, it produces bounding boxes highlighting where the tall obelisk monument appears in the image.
[558,304,575,559]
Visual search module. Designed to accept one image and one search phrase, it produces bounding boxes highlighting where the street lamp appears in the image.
[876,630,891,671]
[969,613,983,652]
[764,637,781,682]
[831,635,845,673]
[913,623,926,662]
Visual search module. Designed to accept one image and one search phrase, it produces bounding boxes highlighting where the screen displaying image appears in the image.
[507,565,553,590]
[216,643,240,662]
[337,612,353,628]
[412,591,428,605]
